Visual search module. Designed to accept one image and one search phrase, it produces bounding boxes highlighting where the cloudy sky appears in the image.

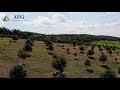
[0,12,120,37]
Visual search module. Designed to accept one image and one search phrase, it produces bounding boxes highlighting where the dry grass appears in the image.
[0,38,120,78]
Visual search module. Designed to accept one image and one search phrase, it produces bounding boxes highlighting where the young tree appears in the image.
[74,53,77,57]
[79,46,84,53]
[18,49,31,62]
[44,39,53,46]
[23,43,32,52]
[91,45,95,50]
[12,34,19,41]
[99,53,107,64]
[87,49,94,57]
[100,69,117,78]
[66,48,70,54]
[48,44,54,54]
[26,38,34,46]
[99,47,103,51]
[85,59,91,66]
[109,50,112,56]
[115,57,117,61]
[9,64,27,78]
[52,56,67,78]
[73,40,76,49]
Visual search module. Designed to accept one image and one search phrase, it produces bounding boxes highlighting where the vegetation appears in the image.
[9,64,27,78]
[100,69,117,78]
[23,43,32,52]
[26,38,34,46]
[99,53,107,64]
[87,49,94,57]
[0,27,120,78]
[79,46,84,53]
[18,49,31,60]
[85,59,91,66]
[52,56,67,78]
[12,34,19,40]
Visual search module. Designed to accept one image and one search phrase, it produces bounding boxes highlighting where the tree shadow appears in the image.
[80,52,85,54]
[115,62,120,64]
[88,56,95,59]
[48,52,53,55]
[75,58,78,60]
[86,69,94,73]
[100,64,110,69]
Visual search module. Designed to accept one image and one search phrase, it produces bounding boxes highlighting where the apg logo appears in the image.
[12,15,24,21]
[3,15,10,21]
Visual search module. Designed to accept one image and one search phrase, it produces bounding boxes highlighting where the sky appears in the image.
[0,12,120,37]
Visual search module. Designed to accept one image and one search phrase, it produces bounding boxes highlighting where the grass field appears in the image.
[0,38,120,78]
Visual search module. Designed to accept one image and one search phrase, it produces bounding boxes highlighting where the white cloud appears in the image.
[22,12,120,37]
[105,12,119,14]
[49,12,71,23]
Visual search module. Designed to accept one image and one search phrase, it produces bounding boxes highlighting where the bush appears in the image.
[24,43,32,52]
[100,69,117,78]
[20,33,28,39]
[91,45,95,50]
[87,49,94,56]
[12,34,19,40]
[99,47,103,51]
[80,46,84,52]
[52,56,67,73]
[109,50,112,55]
[105,46,111,51]
[18,49,31,59]
[115,57,117,61]
[48,44,53,51]
[26,38,34,46]
[99,53,107,64]
[85,59,91,66]
[74,53,77,56]
[44,40,53,46]
[9,64,27,78]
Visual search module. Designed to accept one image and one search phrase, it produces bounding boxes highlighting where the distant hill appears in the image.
[0,27,120,45]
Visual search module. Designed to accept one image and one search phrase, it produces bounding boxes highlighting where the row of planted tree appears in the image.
[43,39,120,78]
[9,35,34,78]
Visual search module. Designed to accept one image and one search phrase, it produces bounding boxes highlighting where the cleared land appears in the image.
[0,38,120,78]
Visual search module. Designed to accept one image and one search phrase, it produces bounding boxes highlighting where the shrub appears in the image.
[105,46,111,51]
[18,49,31,59]
[44,40,53,46]
[74,53,77,56]
[85,59,91,66]
[99,53,107,64]
[87,49,94,56]
[91,45,95,50]
[52,56,67,73]
[48,44,53,51]
[26,38,34,46]
[12,34,19,40]
[100,69,117,78]
[115,57,117,61]
[20,33,28,39]
[99,47,103,51]
[80,46,84,52]
[24,43,32,52]
[109,50,112,55]
[9,64,27,78]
